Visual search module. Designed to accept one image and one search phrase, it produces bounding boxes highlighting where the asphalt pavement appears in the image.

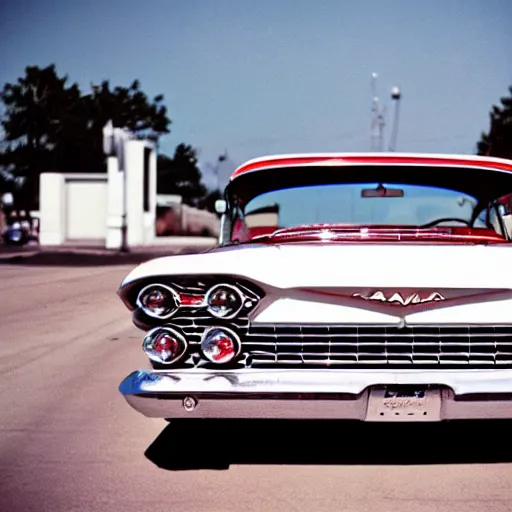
[1,259,512,511]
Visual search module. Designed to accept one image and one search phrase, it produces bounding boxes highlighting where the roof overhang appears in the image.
[226,153,512,207]
[230,153,512,180]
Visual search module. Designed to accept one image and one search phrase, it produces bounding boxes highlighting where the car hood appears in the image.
[120,242,512,291]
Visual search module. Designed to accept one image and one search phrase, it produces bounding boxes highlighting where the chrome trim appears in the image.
[247,323,512,328]
[119,368,512,419]
[244,331,512,339]
[200,326,242,363]
[142,326,188,365]
[136,283,181,320]
[205,283,245,319]
[352,290,445,306]
[243,324,512,367]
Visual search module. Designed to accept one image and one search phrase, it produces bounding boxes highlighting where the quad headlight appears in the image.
[142,327,188,364]
[137,284,178,319]
[201,327,241,364]
[136,280,254,322]
[205,284,244,319]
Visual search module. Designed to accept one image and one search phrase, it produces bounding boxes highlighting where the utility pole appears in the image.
[370,73,386,152]
[212,150,228,191]
[388,86,402,152]
[103,120,133,253]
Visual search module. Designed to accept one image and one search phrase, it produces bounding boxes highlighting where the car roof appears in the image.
[230,152,512,181]
[225,152,512,207]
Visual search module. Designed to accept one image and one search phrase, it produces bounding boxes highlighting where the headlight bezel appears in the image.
[136,283,180,319]
[142,326,188,364]
[200,326,242,364]
[134,277,262,324]
[204,283,245,319]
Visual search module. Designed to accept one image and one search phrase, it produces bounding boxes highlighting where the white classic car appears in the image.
[118,152,512,422]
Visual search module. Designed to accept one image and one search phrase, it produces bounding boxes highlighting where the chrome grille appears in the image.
[171,316,249,344]
[243,325,512,368]
[167,311,512,369]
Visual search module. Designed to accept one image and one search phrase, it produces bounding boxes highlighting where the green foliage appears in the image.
[197,188,223,213]
[0,64,172,207]
[477,85,512,159]
[157,144,207,207]
[157,145,224,212]
[0,65,82,176]
[0,64,223,212]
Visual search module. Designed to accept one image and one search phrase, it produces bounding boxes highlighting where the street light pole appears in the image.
[388,86,402,152]
[116,128,130,253]
[103,120,130,253]
[120,167,129,253]
[213,151,227,191]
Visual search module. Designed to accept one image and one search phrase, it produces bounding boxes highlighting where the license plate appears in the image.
[365,386,442,422]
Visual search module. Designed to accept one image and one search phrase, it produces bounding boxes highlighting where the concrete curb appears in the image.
[0,254,38,264]
[0,241,217,266]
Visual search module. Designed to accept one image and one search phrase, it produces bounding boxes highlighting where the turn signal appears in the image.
[201,327,241,364]
[205,284,243,319]
[142,327,187,364]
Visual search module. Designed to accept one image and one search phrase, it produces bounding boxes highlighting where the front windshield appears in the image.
[237,183,492,238]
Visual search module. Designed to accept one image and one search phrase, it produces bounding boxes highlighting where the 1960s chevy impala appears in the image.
[118,152,512,422]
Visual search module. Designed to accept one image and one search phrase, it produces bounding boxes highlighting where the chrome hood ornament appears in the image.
[352,290,445,306]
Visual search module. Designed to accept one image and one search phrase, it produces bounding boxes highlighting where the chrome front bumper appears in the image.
[119,369,512,421]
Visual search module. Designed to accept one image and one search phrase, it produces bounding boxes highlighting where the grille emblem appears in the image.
[352,290,445,306]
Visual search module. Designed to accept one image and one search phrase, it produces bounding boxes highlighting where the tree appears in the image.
[61,79,171,173]
[197,188,223,212]
[0,65,82,175]
[0,170,13,193]
[157,144,207,207]
[477,85,512,159]
[0,64,171,207]
[88,80,169,142]
[0,65,82,206]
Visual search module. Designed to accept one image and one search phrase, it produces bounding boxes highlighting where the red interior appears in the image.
[232,221,508,244]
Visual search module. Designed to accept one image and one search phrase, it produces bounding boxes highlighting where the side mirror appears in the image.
[215,199,227,214]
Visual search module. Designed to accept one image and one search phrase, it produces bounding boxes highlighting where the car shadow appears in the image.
[145,418,512,471]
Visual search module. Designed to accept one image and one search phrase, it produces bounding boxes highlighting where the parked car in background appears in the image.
[118,152,512,423]
[1,209,33,246]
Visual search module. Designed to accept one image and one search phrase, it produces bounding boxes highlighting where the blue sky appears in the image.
[1,0,511,189]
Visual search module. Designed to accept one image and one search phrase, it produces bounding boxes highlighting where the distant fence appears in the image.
[156,203,220,238]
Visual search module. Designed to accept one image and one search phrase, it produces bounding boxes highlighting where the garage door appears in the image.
[66,179,108,240]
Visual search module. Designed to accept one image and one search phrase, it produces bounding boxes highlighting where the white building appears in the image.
[38,124,220,249]
[39,131,157,249]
